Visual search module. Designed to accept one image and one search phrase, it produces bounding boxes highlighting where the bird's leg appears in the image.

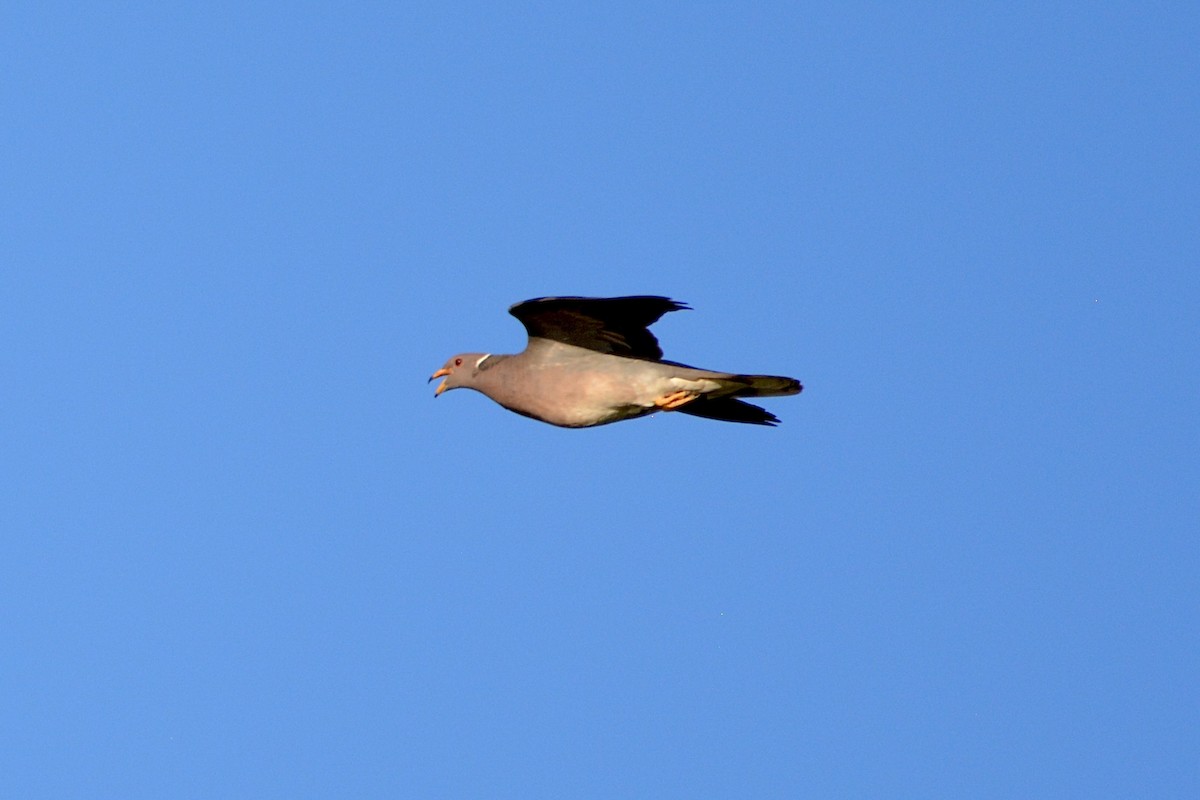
[654,390,699,410]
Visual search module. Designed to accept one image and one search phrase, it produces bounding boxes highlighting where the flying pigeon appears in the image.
[430,296,802,427]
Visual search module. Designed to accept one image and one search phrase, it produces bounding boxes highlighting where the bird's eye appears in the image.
[454,358,463,367]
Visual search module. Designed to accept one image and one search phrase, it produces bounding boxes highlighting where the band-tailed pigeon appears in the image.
[430,296,803,427]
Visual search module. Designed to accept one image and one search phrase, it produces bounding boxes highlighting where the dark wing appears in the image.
[509,296,689,360]
[676,397,782,426]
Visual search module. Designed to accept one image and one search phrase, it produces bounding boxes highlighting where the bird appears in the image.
[429,295,802,428]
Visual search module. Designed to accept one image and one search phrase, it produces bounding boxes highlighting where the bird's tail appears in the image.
[728,373,803,397]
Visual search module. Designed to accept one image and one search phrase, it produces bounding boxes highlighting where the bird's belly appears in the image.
[513,368,654,428]
[546,373,727,427]
[493,361,725,428]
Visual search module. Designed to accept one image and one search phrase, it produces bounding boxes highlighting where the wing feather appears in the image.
[509,296,689,360]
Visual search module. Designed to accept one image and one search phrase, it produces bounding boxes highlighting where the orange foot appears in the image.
[654,390,699,410]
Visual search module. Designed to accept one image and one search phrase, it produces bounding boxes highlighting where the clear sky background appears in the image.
[3,2,1197,797]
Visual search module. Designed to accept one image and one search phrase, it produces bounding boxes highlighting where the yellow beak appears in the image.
[429,367,451,396]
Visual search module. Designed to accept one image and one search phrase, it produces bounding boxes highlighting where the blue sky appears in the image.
[3,2,1197,797]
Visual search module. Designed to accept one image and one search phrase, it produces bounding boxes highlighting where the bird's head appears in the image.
[429,353,491,396]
